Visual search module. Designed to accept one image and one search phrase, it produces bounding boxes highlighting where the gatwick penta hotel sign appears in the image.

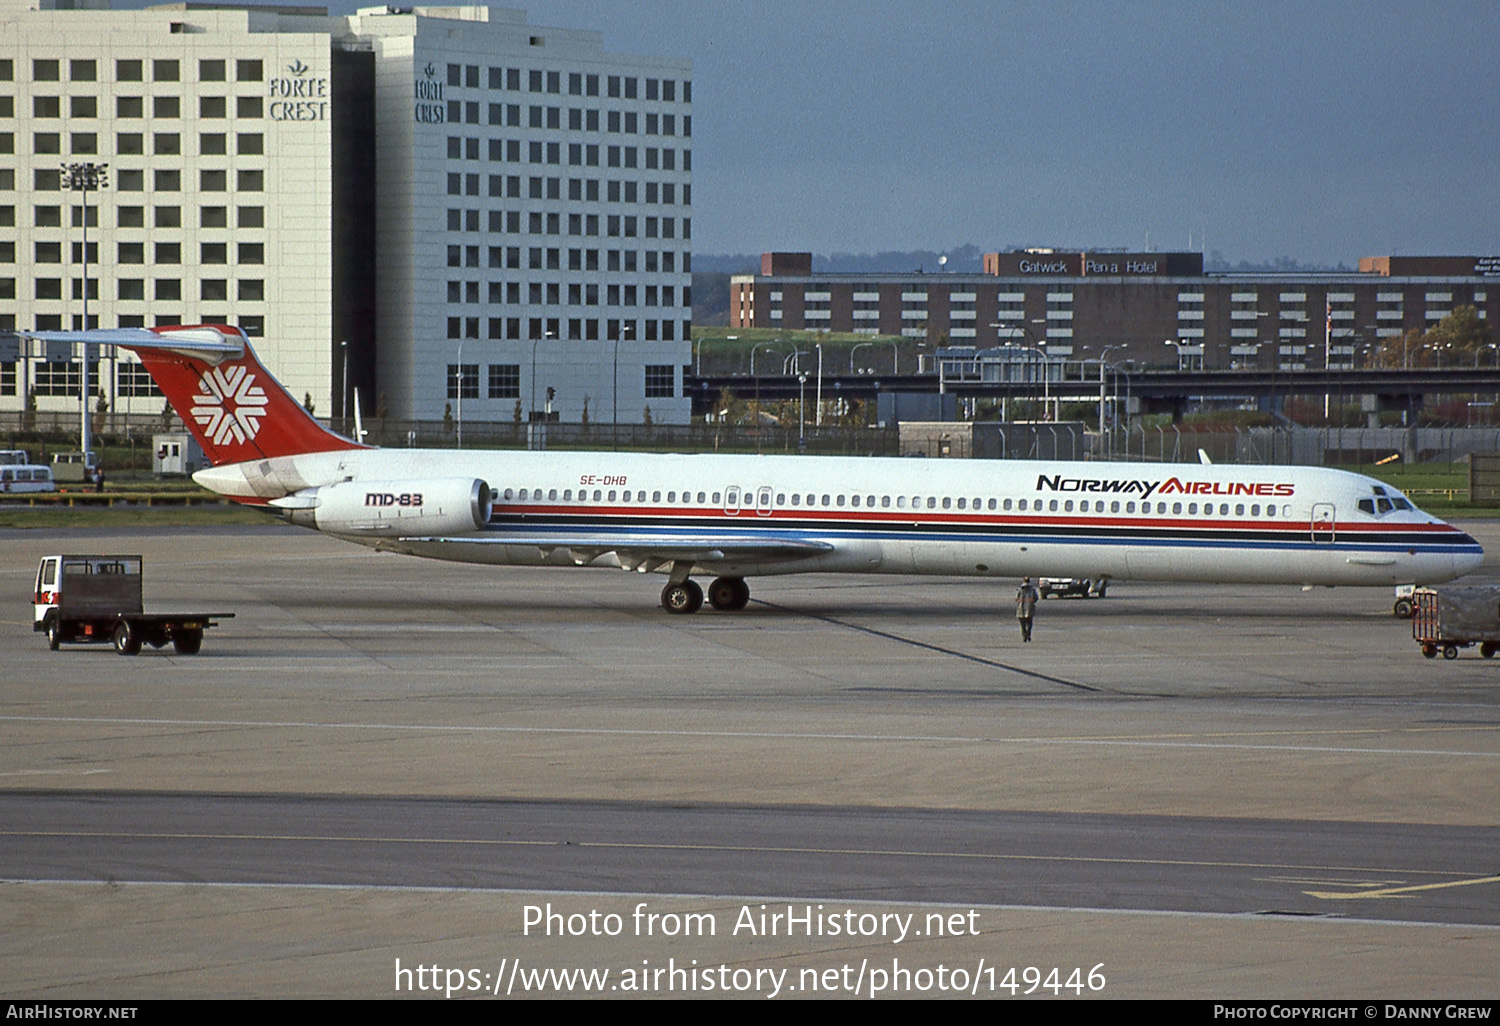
[414,62,445,123]
[269,58,328,121]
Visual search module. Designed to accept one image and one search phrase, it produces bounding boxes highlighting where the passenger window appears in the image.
[1018,499,1028,512]
[1188,502,1197,515]
[836,495,846,507]
[882,496,892,508]
[989,498,997,510]
[502,488,514,499]
[712,492,721,503]
[1251,504,1260,516]
[666,491,675,503]
[942,497,951,510]
[651,491,660,502]
[1003,498,1013,511]
[697,492,706,503]
[822,495,831,507]
[1064,500,1073,512]
[956,497,966,510]
[1049,500,1059,512]
[776,493,785,505]
[593,489,602,501]
[897,496,907,509]
[927,497,937,509]
[790,494,800,506]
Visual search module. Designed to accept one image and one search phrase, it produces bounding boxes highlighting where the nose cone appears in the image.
[1453,535,1485,579]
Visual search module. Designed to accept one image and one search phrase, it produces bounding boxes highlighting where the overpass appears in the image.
[688,367,1500,420]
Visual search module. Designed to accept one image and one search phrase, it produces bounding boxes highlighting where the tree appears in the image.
[1375,306,1490,368]
[1425,306,1491,363]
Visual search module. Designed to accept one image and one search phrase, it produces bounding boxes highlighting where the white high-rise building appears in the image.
[348,6,693,425]
[0,1,692,429]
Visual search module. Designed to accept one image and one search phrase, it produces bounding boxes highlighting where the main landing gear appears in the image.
[661,576,750,615]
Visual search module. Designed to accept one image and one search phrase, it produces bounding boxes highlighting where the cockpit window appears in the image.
[1358,499,1375,515]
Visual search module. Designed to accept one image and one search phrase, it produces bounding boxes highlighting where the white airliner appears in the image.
[23,325,1483,613]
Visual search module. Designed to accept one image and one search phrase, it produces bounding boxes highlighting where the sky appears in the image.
[131,0,1500,263]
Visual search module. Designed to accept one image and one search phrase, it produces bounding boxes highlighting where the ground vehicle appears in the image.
[32,555,232,655]
[1412,586,1500,659]
[50,450,99,485]
[0,463,55,493]
[1393,584,1417,618]
[1038,576,1108,599]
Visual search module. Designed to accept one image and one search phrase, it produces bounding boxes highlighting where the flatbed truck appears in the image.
[33,554,232,655]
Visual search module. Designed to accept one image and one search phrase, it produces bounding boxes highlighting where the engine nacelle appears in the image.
[291,478,492,535]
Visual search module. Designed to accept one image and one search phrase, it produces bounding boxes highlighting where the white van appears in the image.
[0,463,56,493]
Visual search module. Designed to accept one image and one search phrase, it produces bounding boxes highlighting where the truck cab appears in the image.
[34,555,143,640]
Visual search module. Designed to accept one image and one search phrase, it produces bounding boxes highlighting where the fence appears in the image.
[9,408,1500,467]
[1098,424,1500,466]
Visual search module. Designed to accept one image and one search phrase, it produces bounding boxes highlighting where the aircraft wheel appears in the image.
[661,580,704,615]
[1393,598,1414,619]
[1443,644,1459,660]
[173,629,203,655]
[707,576,750,611]
[1422,644,1437,659]
[112,622,142,656]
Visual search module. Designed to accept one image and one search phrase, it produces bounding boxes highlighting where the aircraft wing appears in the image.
[397,531,834,572]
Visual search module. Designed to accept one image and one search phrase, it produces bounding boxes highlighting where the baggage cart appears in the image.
[1412,586,1500,660]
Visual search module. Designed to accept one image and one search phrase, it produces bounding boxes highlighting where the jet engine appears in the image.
[278,478,492,535]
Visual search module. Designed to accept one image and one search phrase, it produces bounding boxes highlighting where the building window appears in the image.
[117,362,161,397]
[644,365,675,398]
[447,364,479,400]
[488,364,520,398]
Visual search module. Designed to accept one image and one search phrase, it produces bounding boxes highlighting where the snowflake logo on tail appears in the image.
[191,364,269,446]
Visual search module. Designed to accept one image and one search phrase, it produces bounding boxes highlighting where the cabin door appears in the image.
[1311,502,1336,544]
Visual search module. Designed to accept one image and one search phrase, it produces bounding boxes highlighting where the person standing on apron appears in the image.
[1016,577,1040,642]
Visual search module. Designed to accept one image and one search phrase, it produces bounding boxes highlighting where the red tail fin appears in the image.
[128,325,362,464]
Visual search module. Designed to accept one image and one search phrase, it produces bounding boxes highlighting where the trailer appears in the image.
[1411,586,1500,660]
[32,554,233,655]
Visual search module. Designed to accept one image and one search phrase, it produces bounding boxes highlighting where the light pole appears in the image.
[455,337,465,447]
[340,339,349,435]
[1096,345,1126,457]
[849,342,875,374]
[797,372,808,449]
[814,343,823,428]
[61,161,108,464]
[612,320,633,447]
